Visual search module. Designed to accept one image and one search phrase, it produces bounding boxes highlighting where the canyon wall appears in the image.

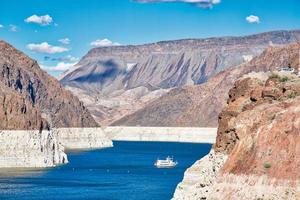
[173,69,300,199]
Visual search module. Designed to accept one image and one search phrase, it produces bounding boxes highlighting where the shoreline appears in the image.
[0,128,113,169]
[103,126,217,144]
[0,130,68,168]
[0,126,214,169]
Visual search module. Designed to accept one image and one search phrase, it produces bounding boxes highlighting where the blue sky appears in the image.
[0,0,300,76]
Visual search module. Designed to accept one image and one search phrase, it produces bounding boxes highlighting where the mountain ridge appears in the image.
[59,30,300,126]
[113,42,300,127]
[0,40,98,129]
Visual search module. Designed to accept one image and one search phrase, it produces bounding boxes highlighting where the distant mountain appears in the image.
[0,40,97,129]
[60,30,300,126]
[61,30,300,93]
[113,43,300,127]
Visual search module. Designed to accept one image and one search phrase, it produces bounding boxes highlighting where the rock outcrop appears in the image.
[115,42,300,127]
[0,84,47,130]
[60,30,300,126]
[173,150,227,200]
[0,40,97,128]
[173,70,300,199]
[0,130,68,168]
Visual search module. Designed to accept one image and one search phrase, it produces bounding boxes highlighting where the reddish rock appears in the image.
[0,40,98,129]
[0,84,48,130]
[214,73,300,181]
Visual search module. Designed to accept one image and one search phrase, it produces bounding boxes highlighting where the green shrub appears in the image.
[263,162,272,169]
[279,76,289,82]
[288,92,296,99]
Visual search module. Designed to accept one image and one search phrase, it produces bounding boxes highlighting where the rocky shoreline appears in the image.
[173,150,227,200]
[54,127,113,150]
[104,126,217,144]
[0,130,67,168]
[0,128,113,168]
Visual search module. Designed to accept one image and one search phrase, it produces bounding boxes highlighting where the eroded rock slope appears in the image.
[0,40,97,128]
[115,42,300,127]
[60,30,300,126]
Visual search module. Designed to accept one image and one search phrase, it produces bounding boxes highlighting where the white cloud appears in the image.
[58,38,70,45]
[25,14,53,26]
[134,0,221,8]
[0,24,3,28]
[246,15,260,24]
[90,38,121,47]
[40,62,77,72]
[9,24,17,32]
[27,42,69,54]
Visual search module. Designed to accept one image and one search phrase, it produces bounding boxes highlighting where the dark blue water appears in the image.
[0,142,211,200]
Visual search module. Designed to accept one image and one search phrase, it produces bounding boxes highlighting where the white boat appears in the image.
[154,156,178,168]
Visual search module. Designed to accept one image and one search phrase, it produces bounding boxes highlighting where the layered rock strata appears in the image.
[173,70,300,199]
[0,130,67,168]
[60,30,300,126]
[116,43,300,127]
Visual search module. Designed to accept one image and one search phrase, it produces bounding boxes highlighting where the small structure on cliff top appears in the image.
[279,63,295,73]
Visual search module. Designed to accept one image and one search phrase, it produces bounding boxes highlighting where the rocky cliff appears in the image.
[0,40,111,168]
[0,40,97,128]
[0,84,47,130]
[173,70,300,199]
[115,42,300,127]
[0,130,68,168]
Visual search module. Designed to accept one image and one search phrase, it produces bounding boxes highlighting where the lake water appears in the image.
[0,141,211,200]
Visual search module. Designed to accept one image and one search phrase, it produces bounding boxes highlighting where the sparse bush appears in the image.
[263,162,272,169]
[279,76,289,82]
[288,92,296,99]
[269,73,280,79]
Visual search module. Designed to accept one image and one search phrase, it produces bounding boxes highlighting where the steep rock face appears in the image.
[174,71,300,199]
[0,84,47,130]
[0,40,97,128]
[173,150,227,200]
[0,130,68,168]
[215,73,300,179]
[211,73,300,199]
[115,42,300,127]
